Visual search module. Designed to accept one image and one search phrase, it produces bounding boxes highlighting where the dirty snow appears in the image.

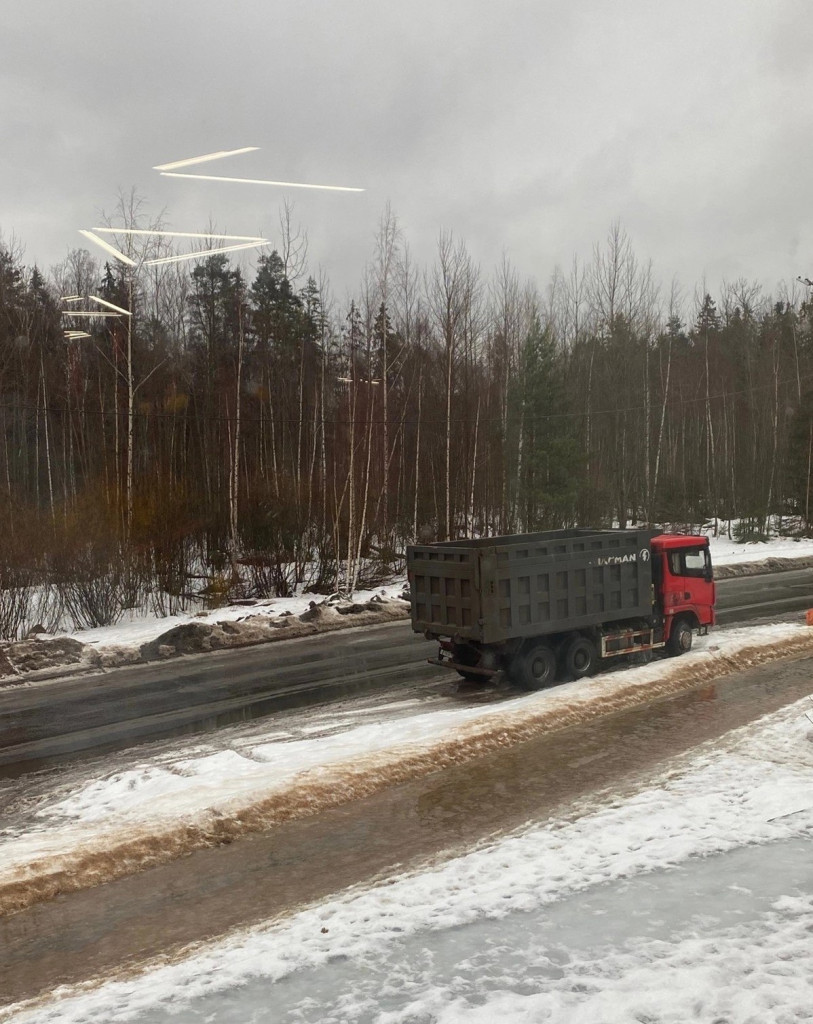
[5,671,813,1022]
[3,538,813,1020]
[62,582,410,652]
[2,618,812,911]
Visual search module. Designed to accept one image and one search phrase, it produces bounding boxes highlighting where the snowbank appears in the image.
[0,586,411,686]
[707,533,813,566]
[709,535,813,577]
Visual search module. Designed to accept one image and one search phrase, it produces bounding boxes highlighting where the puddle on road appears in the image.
[3,653,813,1008]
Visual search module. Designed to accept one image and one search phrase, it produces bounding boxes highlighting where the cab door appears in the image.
[670,544,715,626]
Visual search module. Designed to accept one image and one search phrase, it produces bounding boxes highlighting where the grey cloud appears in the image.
[1,0,811,301]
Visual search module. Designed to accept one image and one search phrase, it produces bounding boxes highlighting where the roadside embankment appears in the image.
[712,555,813,579]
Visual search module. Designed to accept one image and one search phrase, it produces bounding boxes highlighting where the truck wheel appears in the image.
[563,635,597,680]
[666,618,693,656]
[513,643,557,691]
[452,643,481,682]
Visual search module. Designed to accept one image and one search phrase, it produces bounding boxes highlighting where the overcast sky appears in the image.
[2,0,812,308]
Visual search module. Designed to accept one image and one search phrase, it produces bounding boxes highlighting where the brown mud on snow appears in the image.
[0,637,102,685]
[2,629,813,918]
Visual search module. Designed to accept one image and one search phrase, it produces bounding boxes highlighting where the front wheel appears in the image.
[666,618,693,657]
[511,642,557,691]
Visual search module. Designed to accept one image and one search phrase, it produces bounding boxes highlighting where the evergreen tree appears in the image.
[695,293,722,335]
[785,390,813,528]
[517,317,581,529]
[250,251,303,358]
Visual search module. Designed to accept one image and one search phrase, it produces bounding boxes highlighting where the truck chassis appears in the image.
[429,620,711,686]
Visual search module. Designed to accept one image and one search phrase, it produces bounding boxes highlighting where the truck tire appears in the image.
[562,634,597,680]
[512,642,557,691]
[452,643,481,682]
[666,617,693,656]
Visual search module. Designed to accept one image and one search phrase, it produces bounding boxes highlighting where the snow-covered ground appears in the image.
[5,665,812,1022]
[61,581,411,656]
[706,531,813,566]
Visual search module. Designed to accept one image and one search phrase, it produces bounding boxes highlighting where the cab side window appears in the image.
[667,547,710,578]
[683,549,706,577]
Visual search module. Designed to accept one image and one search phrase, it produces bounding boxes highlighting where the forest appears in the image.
[0,198,811,638]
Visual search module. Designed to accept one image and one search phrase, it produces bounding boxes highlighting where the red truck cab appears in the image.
[651,534,716,652]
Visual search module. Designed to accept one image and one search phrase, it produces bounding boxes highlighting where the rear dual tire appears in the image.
[512,642,557,691]
[562,635,597,680]
[511,633,598,691]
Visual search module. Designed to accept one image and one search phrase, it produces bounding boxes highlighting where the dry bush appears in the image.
[0,507,51,640]
[132,485,205,616]
[49,494,130,629]
[0,566,33,640]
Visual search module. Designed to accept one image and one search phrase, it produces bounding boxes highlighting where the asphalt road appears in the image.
[0,568,811,770]
[713,565,813,623]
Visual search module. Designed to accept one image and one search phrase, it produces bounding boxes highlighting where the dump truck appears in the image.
[407,528,715,690]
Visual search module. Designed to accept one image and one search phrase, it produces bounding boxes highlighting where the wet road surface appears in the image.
[1,567,812,770]
[0,623,439,772]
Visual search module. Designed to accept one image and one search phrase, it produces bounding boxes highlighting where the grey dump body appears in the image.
[408,528,658,645]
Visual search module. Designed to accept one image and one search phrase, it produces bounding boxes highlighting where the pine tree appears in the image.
[517,317,581,530]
